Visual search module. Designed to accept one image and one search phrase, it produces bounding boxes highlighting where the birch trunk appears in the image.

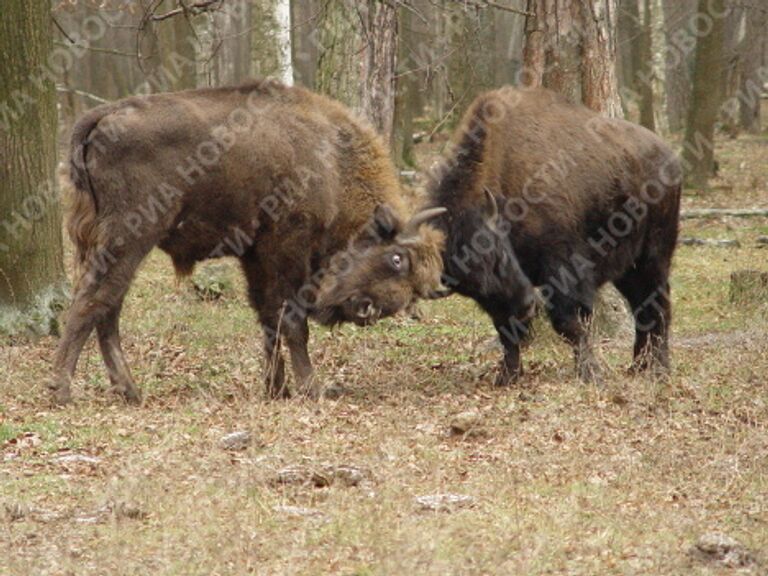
[274,0,293,85]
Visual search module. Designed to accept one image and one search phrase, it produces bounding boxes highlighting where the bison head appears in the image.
[441,190,536,323]
[313,205,447,326]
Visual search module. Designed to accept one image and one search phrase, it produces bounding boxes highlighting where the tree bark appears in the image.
[394,4,417,167]
[156,11,197,91]
[359,0,399,143]
[661,0,697,132]
[681,0,726,189]
[316,0,361,108]
[494,7,527,86]
[738,4,767,133]
[719,5,744,136]
[274,0,294,85]
[446,5,497,124]
[636,0,655,130]
[0,0,65,333]
[194,12,218,87]
[617,0,640,116]
[214,3,240,85]
[291,0,321,87]
[523,0,623,118]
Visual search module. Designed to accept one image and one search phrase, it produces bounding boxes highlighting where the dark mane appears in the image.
[428,94,494,211]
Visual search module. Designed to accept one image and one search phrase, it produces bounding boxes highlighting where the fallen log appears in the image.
[680,208,768,220]
[679,238,741,248]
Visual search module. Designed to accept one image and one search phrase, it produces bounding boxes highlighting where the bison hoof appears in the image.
[577,361,603,385]
[48,377,73,405]
[51,388,73,406]
[303,387,323,401]
[628,358,670,379]
[494,366,522,387]
[266,384,292,400]
[321,384,346,400]
[115,386,142,406]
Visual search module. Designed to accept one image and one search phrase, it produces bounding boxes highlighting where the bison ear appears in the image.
[354,204,403,248]
[369,204,402,242]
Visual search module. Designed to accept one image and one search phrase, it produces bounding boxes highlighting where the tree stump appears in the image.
[592,285,635,340]
[729,270,768,305]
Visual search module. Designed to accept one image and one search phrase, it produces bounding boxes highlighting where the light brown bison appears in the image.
[339,87,682,384]
[51,80,445,404]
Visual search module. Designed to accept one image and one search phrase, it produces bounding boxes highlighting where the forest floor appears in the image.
[1,133,767,575]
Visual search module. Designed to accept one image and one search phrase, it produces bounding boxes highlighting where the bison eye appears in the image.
[390,253,403,270]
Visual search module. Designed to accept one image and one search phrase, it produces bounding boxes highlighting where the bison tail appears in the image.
[66,106,113,280]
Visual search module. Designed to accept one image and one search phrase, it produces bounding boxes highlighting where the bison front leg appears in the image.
[548,298,602,385]
[260,316,290,400]
[282,313,319,400]
[495,342,522,387]
[492,316,525,387]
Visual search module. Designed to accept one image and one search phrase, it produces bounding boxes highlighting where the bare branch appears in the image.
[447,0,534,17]
[53,41,141,58]
[56,85,110,105]
[151,0,224,22]
[51,14,75,43]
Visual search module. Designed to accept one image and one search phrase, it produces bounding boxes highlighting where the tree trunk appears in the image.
[637,0,655,130]
[316,0,361,108]
[649,0,668,133]
[0,0,65,334]
[194,12,218,87]
[292,0,321,87]
[738,4,767,133]
[393,4,417,167]
[214,3,239,85]
[494,8,526,86]
[158,12,197,91]
[274,0,294,85]
[719,5,743,136]
[617,0,640,117]
[523,0,623,118]
[661,0,697,132]
[445,5,497,125]
[681,0,726,189]
[359,0,399,143]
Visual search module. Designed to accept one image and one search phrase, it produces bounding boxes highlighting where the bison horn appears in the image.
[483,188,499,225]
[398,207,447,242]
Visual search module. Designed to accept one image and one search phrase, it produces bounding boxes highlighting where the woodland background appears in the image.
[1,0,767,320]
[2,3,768,574]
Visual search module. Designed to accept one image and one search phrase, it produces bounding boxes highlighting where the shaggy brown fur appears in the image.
[428,87,682,384]
[52,80,445,404]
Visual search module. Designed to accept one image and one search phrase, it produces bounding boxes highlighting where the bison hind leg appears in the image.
[51,245,149,405]
[614,266,671,375]
[96,303,141,404]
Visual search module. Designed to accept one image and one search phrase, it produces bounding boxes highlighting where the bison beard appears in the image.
[51,80,445,404]
[428,87,682,385]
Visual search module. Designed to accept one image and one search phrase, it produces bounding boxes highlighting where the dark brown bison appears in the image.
[341,87,682,384]
[51,80,446,404]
